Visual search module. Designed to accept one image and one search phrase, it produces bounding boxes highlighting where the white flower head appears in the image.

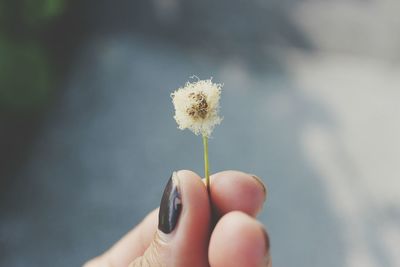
[171,78,223,137]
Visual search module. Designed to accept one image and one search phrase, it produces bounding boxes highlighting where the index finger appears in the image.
[206,170,267,217]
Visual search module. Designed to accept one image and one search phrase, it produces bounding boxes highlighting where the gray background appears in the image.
[1,0,400,266]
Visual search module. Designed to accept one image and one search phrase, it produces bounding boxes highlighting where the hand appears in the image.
[84,170,271,267]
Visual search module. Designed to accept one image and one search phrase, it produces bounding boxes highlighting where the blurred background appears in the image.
[1,0,399,266]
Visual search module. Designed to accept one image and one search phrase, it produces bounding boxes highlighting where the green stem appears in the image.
[202,135,210,195]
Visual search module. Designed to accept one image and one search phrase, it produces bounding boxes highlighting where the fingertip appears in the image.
[209,211,270,267]
[126,170,211,267]
[210,171,266,217]
[249,174,268,201]
[176,169,208,211]
[177,169,202,180]
[169,170,210,266]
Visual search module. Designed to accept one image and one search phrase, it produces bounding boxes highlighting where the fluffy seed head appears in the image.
[171,79,222,137]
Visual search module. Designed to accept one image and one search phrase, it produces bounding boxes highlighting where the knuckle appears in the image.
[129,231,168,267]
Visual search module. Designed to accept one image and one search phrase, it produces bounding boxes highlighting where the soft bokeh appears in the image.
[1,1,399,266]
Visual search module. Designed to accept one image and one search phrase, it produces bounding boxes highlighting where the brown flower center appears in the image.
[187,92,208,119]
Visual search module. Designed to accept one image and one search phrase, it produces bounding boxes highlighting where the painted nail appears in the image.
[158,172,182,234]
[262,227,270,253]
[262,228,272,266]
[250,174,268,201]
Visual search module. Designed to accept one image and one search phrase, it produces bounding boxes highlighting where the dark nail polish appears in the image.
[250,175,267,200]
[262,227,270,255]
[261,227,272,266]
[158,172,182,234]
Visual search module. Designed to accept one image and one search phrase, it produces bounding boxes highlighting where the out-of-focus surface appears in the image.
[1,0,399,266]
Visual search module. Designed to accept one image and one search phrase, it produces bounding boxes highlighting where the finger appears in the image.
[207,171,267,217]
[129,170,210,267]
[209,211,271,267]
[85,170,268,267]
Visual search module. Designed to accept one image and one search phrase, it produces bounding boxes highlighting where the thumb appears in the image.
[129,170,210,267]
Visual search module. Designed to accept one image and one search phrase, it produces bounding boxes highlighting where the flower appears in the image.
[171,78,222,137]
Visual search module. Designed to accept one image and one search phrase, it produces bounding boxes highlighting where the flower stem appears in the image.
[202,135,210,196]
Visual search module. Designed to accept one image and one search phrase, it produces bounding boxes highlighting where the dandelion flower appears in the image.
[171,78,223,194]
[171,79,222,137]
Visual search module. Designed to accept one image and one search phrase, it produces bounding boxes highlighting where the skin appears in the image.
[84,170,272,267]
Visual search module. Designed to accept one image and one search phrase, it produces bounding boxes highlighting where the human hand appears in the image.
[84,170,271,267]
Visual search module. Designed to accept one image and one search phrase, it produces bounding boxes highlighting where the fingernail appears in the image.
[262,227,272,265]
[158,172,182,234]
[250,174,268,201]
[262,228,270,253]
